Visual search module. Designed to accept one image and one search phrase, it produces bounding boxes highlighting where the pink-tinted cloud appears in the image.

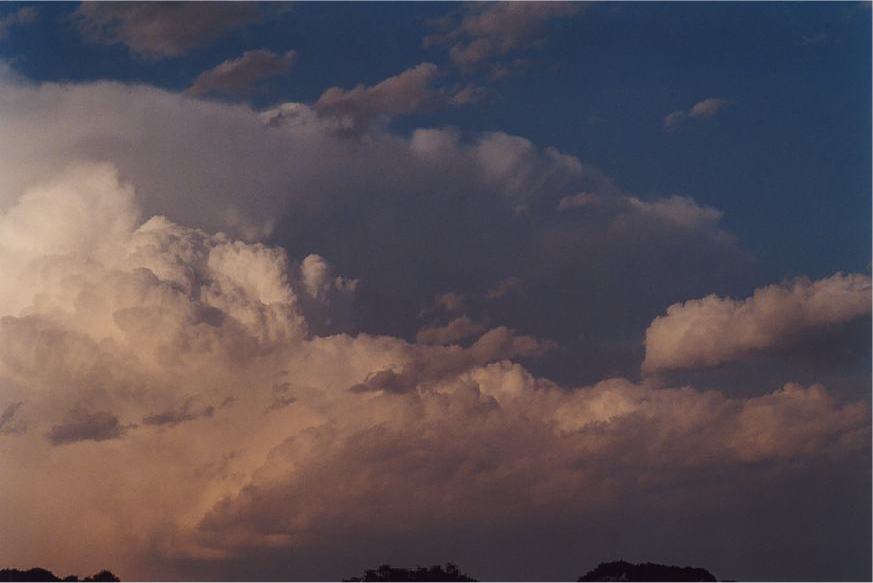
[643,273,872,374]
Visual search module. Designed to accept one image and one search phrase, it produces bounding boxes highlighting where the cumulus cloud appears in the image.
[0,73,751,392]
[643,273,873,374]
[73,2,260,58]
[195,373,867,562]
[189,50,296,97]
[425,2,582,69]
[0,6,37,38]
[0,158,866,580]
[664,98,730,130]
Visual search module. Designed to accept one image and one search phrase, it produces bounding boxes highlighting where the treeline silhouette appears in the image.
[577,561,717,581]
[344,560,718,582]
[0,568,119,582]
[344,563,476,582]
[2,560,721,581]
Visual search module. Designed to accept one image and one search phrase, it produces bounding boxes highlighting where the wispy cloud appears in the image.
[424,2,582,71]
[189,50,296,97]
[74,2,260,58]
[0,6,37,39]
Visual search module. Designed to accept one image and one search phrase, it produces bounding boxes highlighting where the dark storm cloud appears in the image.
[0,401,24,435]
[142,397,215,427]
[47,410,126,445]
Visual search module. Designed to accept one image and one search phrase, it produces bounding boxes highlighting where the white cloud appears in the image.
[689,98,730,119]
[664,97,730,130]
[189,50,296,97]
[643,273,872,374]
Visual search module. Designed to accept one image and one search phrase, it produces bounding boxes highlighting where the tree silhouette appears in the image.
[577,560,717,582]
[344,562,476,582]
[0,568,119,582]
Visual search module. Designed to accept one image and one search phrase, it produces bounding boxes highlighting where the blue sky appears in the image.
[0,3,871,582]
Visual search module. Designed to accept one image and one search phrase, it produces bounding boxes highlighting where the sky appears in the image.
[0,2,870,581]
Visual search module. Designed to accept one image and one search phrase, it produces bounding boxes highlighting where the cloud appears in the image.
[664,98,730,130]
[485,276,522,300]
[425,2,582,69]
[0,6,37,38]
[801,32,828,46]
[0,74,754,391]
[196,374,867,563]
[73,2,260,58]
[312,63,484,133]
[189,50,296,97]
[0,401,24,435]
[0,157,866,579]
[415,315,487,345]
[47,410,127,445]
[689,98,730,119]
[556,192,601,211]
[557,192,727,235]
[420,292,466,318]
[643,273,873,374]
[143,397,215,427]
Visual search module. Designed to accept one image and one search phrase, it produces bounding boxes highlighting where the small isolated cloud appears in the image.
[73,2,260,59]
[142,397,215,427]
[415,315,486,345]
[435,292,466,313]
[664,97,730,130]
[486,276,522,300]
[801,32,828,46]
[0,6,37,39]
[643,272,873,374]
[189,49,296,97]
[689,98,730,118]
[47,410,127,445]
[425,2,582,70]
